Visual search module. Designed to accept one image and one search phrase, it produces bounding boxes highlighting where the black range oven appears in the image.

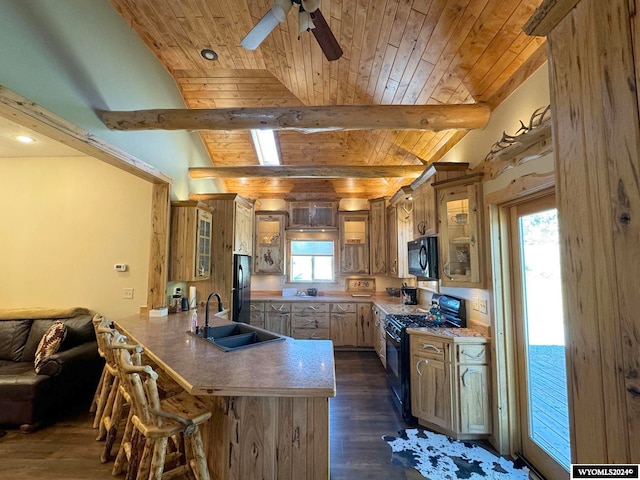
[385,293,466,423]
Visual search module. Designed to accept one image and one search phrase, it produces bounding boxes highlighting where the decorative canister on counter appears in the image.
[401,286,418,305]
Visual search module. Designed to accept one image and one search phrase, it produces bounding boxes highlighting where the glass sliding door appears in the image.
[510,194,570,479]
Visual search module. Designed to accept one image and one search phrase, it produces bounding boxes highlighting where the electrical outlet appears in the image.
[123,288,134,299]
[478,299,488,314]
[472,297,479,311]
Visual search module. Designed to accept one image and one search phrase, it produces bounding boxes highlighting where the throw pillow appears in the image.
[34,321,67,374]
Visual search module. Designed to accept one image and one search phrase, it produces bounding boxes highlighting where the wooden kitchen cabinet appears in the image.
[203,193,255,310]
[287,201,337,229]
[411,162,468,238]
[411,336,452,431]
[372,305,386,367]
[234,198,254,255]
[264,302,291,336]
[249,302,265,328]
[330,303,358,346]
[456,343,491,434]
[387,187,414,278]
[254,211,286,275]
[434,174,484,288]
[410,332,490,439]
[169,201,213,282]
[356,303,374,347]
[369,198,387,275]
[339,211,369,275]
[290,302,330,340]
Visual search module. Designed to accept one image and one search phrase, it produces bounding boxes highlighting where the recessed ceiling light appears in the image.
[200,49,218,61]
[15,135,35,144]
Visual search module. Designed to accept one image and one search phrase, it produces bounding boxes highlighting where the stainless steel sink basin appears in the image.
[187,323,285,352]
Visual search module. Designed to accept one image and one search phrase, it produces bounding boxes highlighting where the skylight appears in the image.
[250,129,280,165]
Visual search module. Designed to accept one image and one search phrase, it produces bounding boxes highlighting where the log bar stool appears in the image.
[91,315,119,436]
[113,334,212,480]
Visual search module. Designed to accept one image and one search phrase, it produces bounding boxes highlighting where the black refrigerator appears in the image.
[232,254,251,323]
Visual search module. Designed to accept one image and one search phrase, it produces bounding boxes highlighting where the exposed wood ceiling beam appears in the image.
[101,104,491,132]
[189,165,427,179]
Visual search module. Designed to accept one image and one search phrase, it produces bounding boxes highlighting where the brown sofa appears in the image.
[0,307,103,431]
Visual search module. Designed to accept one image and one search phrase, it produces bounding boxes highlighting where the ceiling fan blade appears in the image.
[241,1,293,51]
[309,9,343,61]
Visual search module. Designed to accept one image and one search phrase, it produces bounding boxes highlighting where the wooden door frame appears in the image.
[485,177,555,456]
[507,192,568,479]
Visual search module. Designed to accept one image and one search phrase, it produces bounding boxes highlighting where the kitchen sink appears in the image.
[187,323,285,352]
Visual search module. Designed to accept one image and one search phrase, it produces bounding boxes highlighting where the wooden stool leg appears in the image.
[93,370,113,429]
[187,428,210,480]
[125,428,143,480]
[148,438,168,480]
[101,389,127,463]
[113,408,134,476]
[136,438,154,480]
[97,377,119,441]
[90,367,107,413]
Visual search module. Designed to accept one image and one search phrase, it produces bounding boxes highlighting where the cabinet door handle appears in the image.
[416,358,429,376]
[443,262,454,280]
[461,368,480,387]
[421,343,441,354]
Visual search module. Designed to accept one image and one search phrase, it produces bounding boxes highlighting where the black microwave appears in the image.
[407,236,438,279]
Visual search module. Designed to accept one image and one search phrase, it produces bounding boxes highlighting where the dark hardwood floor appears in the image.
[0,351,415,479]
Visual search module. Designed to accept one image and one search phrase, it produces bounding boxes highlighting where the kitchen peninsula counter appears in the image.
[115,308,335,397]
[114,308,334,480]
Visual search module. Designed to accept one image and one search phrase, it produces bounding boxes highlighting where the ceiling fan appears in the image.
[240,0,343,61]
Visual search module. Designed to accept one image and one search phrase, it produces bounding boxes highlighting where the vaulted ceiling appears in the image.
[108,0,545,199]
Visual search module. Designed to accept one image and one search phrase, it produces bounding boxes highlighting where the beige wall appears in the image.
[0,156,152,319]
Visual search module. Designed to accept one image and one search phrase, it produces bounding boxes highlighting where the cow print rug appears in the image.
[383,429,530,480]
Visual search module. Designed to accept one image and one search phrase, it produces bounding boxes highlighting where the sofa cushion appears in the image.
[0,320,32,361]
[22,314,95,362]
[34,322,67,374]
[0,359,35,375]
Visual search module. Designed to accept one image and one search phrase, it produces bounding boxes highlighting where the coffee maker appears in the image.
[401,285,418,305]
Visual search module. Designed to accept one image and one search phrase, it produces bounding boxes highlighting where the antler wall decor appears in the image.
[475,105,553,179]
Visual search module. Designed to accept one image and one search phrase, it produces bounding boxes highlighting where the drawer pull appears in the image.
[416,359,429,376]
[305,305,318,311]
[462,348,485,359]
[421,343,441,354]
[336,304,348,312]
[311,332,320,339]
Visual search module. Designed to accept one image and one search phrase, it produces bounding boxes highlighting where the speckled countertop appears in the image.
[405,326,486,339]
[114,308,336,398]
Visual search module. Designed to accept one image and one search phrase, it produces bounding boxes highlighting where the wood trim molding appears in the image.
[0,85,172,185]
[483,171,555,206]
[147,183,170,309]
[189,165,427,179]
[524,0,583,37]
[101,104,491,132]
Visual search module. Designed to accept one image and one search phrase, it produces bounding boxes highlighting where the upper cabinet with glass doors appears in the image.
[169,201,213,282]
[339,211,369,275]
[434,174,484,288]
[254,211,286,275]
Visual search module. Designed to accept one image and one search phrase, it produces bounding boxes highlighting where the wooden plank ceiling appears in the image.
[109,0,545,199]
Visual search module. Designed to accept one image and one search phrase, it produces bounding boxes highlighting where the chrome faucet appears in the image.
[205,292,223,333]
